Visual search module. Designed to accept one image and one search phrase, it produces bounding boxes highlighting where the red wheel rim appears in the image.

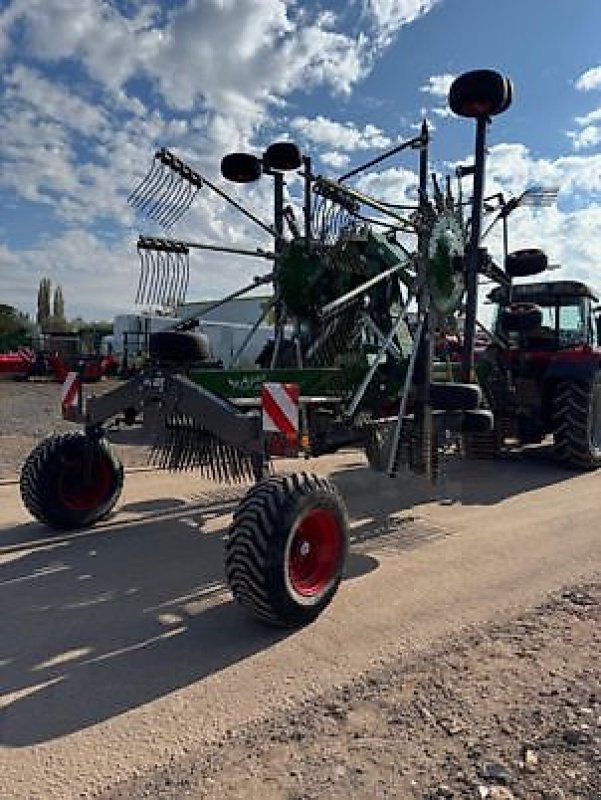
[57,456,112,512]
[287,508,343,597]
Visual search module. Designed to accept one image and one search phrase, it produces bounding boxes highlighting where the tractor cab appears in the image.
[488,280,600,352]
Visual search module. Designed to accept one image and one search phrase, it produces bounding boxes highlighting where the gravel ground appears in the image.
[99,582,600,800]
[0,378,150,480]
[2,379,599,800]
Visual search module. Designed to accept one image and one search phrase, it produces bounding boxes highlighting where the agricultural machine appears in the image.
[19,70,601,627]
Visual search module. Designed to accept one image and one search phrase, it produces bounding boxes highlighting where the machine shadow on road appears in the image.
[0,499,376,748]
[334,444,579,522]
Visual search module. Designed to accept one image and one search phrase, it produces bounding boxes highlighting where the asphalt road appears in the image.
[0,449,600,799]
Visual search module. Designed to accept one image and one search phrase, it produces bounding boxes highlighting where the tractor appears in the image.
[21,69,579,628]
[467,277,601,468]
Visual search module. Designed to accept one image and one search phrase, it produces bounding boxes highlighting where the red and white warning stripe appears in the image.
[261,382,299,437]
[61,371,81,415]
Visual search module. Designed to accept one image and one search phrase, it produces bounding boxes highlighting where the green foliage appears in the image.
[0,304,34,351]
[37,277,52,326]
[53,285,65,321]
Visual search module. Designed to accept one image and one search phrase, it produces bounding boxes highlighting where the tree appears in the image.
[37,278,52,326]
[53,285,65,321]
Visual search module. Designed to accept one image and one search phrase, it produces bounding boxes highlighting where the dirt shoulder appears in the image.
[101,582,600,800]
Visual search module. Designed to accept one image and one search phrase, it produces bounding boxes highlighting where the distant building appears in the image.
[178,295,272,326]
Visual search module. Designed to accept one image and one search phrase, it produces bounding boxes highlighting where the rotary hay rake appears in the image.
[21,70,528,627]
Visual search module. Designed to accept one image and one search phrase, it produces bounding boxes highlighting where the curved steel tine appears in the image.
[135,246,146,305]
[154,249,166,306]
[170,250,182,306]
[138,162,171,215]
[128,158,160,206]
[148,248,160,306]
[180,250,190,305]
[161,249,174,306]
[161,174,190,228]
[153,172,179,226]
[177,249,190,304]
[137,242,154,305]
[144,167,175,222]
[165,183,198,228]
[166,249,177,306]
[135,160,170,212]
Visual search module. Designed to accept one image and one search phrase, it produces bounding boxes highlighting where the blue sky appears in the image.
[1,0,601,320]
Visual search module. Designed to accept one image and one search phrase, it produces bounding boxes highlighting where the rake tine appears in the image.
[128,157,162,207]
[159,249,171,306]
[154,171,183,226]
[135,246,147,305]
[171,251,182,306]
[160,174,190,228]
[139,161,175,217]
[166,183,198,228]
[149,249,161,306]
[157,249,170,306]
[175,250,187,305]
[170,251,182,307]
[144,167,176,223]
[139,245,155,306]
[135,161,170,214]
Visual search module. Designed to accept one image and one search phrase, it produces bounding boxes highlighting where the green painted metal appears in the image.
[188,366,366,400]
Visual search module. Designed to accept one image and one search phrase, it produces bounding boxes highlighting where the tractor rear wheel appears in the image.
[225,473,349,627]
[553,377,601,470]
[20,432,124,530]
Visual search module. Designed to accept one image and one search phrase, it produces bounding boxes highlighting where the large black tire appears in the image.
[449,69,512,118]
[553,377,601,470]
[263,141,302,172]
[505,248,548,278]
[20,432,124,530]
[429,382,481,411]
[225,473,349,627]
[149,330,212,363]
[220,152,262,183]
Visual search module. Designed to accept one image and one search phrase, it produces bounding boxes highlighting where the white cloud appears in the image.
[567,125,601,151]
[291,115,393,151]
[355,166,419,204]
[575,65,601,92]
[320,151,352,170]
[364,0,440,44]
[484,142,601,199]
[420,73,455,98]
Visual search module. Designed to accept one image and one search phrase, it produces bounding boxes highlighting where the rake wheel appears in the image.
[225,473,349,627]
[20,432,124,530]
[263,141,302,172]
[449,69,513,118]
[220,152,262,183]
[505,248,548,278]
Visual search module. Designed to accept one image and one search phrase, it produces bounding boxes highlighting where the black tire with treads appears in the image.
[553,376,601,470]
[429,382,481,412]
[225,473,349,627]
[20,432,124,530]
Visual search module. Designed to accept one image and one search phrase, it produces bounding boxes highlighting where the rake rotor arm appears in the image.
[138,236,275,261]
[172,272,274,332]
[313,176,417,234]
[319,257,415,320]
[337,131,426,183]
